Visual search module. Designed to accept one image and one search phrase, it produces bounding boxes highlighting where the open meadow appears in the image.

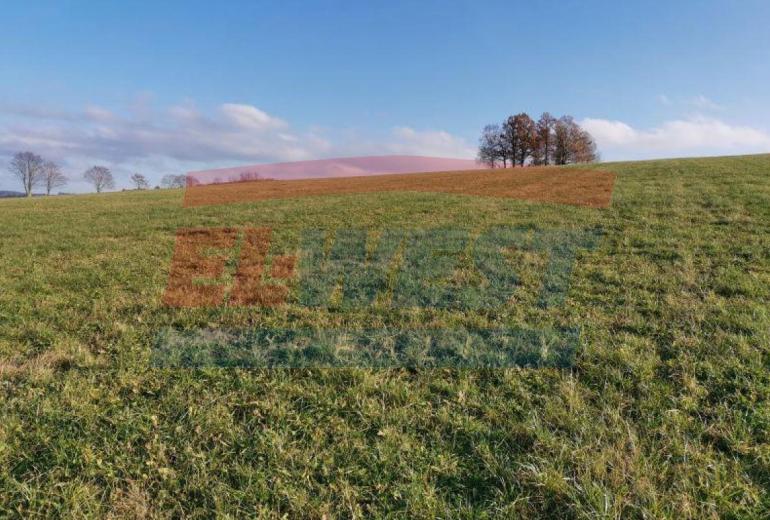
[1,155,769,518]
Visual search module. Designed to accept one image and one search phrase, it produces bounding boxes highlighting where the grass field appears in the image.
[1,154,769,518]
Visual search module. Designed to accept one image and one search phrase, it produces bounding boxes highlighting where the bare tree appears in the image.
[83,166,115,193]
[130,173,149,190]
[238,171,262,182]
[570,126,599,163]
[515,113,537,166]
[553,116,574,165]
[41,161,68,195]
[478,124,501,167]
[495,130,511,167]
[502,113,536,167]
[535,112,557,166]
[553,116,598,165]
[8,151,45,197]
[502,116,520,167]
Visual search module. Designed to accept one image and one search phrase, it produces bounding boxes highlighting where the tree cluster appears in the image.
[478,113,598,168]
[161,174,188,189]
[7,151,68,196]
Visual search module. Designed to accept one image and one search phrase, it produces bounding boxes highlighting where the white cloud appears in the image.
[0,101,328,191]
[386,127,475,158]
[581,116,770,160]
[220,103,287,131]
[0,100,474,191]
[167,103,200,123]
[0,102,316,167]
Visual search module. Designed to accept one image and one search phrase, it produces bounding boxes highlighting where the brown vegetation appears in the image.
[183,166,616,208]
[230,227,295,307]
[162,228,238,307]
[163,227,297,308]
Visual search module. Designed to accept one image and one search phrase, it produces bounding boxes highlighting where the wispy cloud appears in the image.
[581,116,770,160]
[655,94,723,112]
[385,127,476,158]
[0,100,475,191]
[688,95,723,111]
[0,102,323,165]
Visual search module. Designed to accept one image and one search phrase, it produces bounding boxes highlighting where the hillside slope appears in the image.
[0,154,769,517]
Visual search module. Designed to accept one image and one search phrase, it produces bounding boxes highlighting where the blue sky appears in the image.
[1,0,769,191]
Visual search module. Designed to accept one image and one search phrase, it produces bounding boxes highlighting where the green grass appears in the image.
[1,154,769,518]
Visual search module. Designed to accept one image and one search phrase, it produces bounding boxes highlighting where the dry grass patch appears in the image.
[184,167,616,208]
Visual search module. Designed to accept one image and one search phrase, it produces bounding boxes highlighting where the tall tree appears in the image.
[553,116,599,165]
[553,116,574,165]
[503,113,537,167]
[495,129,510,167]
[536,112,557,166]
[42,161,68,195]
[83,166,115,193]
[8,151,44,197]
[130,173,149,190]
[478,124,501,167]
[515,113,537,166]
[568,123,598,163]
[502,116,519,167]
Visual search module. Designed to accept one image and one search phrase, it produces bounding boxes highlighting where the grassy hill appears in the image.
[1,154,769,517]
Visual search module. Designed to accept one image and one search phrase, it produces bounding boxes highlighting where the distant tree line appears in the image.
[477,113,598,168]
[5,150,196,195]
[9,128,595,197]
[6,150,120,195]
[161,174,188,189]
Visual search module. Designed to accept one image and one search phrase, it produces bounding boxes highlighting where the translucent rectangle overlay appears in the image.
[151,326,579,369]
[183,167,615,208]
